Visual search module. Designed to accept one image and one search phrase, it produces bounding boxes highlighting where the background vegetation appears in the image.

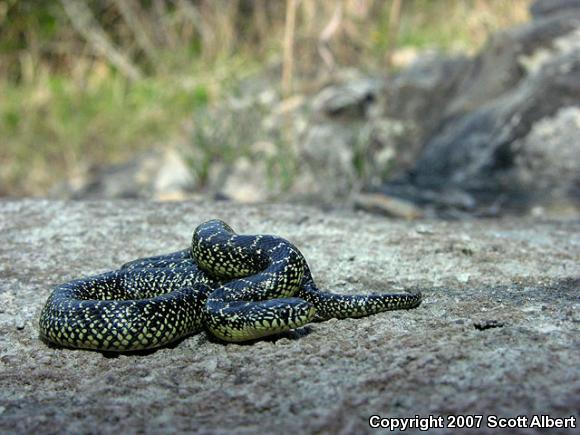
[0,0,530,196]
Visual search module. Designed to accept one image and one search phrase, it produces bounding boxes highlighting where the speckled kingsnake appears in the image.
[39,219,422,351]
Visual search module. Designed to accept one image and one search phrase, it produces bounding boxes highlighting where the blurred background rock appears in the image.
[1,0,578,217]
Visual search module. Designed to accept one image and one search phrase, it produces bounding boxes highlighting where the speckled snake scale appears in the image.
[39,219,422,351]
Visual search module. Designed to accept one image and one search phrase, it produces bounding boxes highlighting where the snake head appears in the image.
[195,219,235,236]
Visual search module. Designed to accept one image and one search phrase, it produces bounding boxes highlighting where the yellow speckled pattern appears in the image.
[39,219,421,351]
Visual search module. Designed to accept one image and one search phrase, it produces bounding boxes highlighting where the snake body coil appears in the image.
[39,220,421,351]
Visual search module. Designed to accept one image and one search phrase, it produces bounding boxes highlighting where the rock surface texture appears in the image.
[0,200,579,434]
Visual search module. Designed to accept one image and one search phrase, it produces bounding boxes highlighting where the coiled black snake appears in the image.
[39,219,421,351]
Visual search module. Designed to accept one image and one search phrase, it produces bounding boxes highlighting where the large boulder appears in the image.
[380,2,580,216]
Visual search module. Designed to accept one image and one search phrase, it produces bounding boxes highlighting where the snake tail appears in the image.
[298,278,422,321]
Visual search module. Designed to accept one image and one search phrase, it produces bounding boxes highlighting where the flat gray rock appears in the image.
[0,200,578,434]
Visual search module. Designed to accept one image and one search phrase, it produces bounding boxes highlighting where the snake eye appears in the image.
[218,221,235,233]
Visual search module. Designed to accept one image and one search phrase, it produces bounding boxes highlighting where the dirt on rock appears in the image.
[0,200,578,434]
